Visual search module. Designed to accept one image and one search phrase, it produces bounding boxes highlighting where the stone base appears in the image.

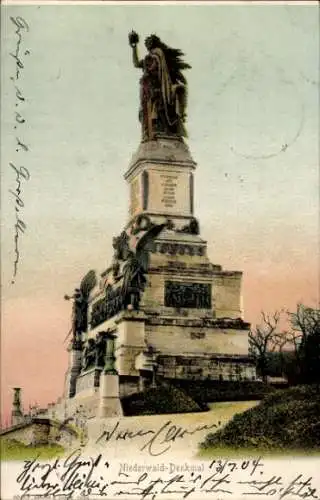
[76,367,102,394]
[98,372,123,418]
[64,346,82,398]
[57,138,256,418]
[156,354,256,381]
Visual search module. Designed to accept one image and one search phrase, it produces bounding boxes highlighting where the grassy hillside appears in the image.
[200,385,320,453]
[1,438,65,461]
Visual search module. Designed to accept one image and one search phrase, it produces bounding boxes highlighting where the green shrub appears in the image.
[171,380,274,404]
[122,383,204,416]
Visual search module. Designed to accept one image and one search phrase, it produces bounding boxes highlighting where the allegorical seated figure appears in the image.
[129,31,191,141]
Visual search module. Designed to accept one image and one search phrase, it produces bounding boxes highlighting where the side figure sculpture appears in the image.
[64,270,97,347]
[121,223,166,309]
[82,338,96,371]
[128,31,191,141]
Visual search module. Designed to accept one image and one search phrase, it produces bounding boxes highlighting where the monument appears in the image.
[44,32,256,421]
[11,387,24,426]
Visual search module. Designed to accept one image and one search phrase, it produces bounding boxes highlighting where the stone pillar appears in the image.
[136,348,157,392]
[104,334,117,374]
[98,334,123,418]
[115,311,146,376]
[64,341,83,398]
[11,387,24,426]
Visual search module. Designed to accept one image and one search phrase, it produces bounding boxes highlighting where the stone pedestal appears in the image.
[135,350,156,391]
[125,138,196,226]
[98,372,123,418]
[115,311,147,376]
[76,367,102,394]
[81,137,254,409]
[11,387,24,426]
[64,344,83,398]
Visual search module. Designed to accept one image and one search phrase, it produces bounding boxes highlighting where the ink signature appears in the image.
[9,15,30,284]
[9,162,30,283]
[95,419,221,456]
[13,452,319,499]
[16,449,109,499]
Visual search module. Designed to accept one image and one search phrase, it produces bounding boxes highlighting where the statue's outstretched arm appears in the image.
[128,31,143,69]
[131,45,143,69]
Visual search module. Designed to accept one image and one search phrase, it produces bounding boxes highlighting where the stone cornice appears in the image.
[125,138,197,180]
[125,158,196,181]
[148,265,241,278]
[146,316,250,330]
[115,310,148,324]
[157,353,254,364]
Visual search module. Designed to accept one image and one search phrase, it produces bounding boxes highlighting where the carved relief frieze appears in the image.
[164,281,212,309]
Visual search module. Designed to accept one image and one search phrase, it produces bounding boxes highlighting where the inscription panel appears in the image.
[160,174,178,208]
[164,281,212,309]
[130,176,141,216]
[148,170,190,215]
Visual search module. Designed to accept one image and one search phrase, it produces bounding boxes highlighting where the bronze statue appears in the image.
[128,31,191,141]
[95,332,107,368]
[121,223,166,309]
[112,231,130,261]
[121,251,147,310]
[82,338,96,371]
[112,231,131,279]
[64,270,97,346]
[179,217,200,235]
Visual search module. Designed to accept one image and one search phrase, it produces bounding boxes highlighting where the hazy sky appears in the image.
[1,2,319,421]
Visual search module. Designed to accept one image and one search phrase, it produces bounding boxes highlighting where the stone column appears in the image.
[98,334,123,418]
[64,340,83,398]
[11,387,24,426]
[136,348,156,392]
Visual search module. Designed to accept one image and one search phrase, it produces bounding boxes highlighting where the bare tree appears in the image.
[285,304,320,361]
[272,331,292,377]
[273,332,290,351]
[288,303,320,342]
[284,329,300,356]
[249,311,281,382]
[286,303,320,383]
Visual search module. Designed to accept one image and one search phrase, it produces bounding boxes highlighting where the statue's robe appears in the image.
[140,47,186,140]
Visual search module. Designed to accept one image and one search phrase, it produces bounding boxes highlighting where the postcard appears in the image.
[1,1,319,499]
